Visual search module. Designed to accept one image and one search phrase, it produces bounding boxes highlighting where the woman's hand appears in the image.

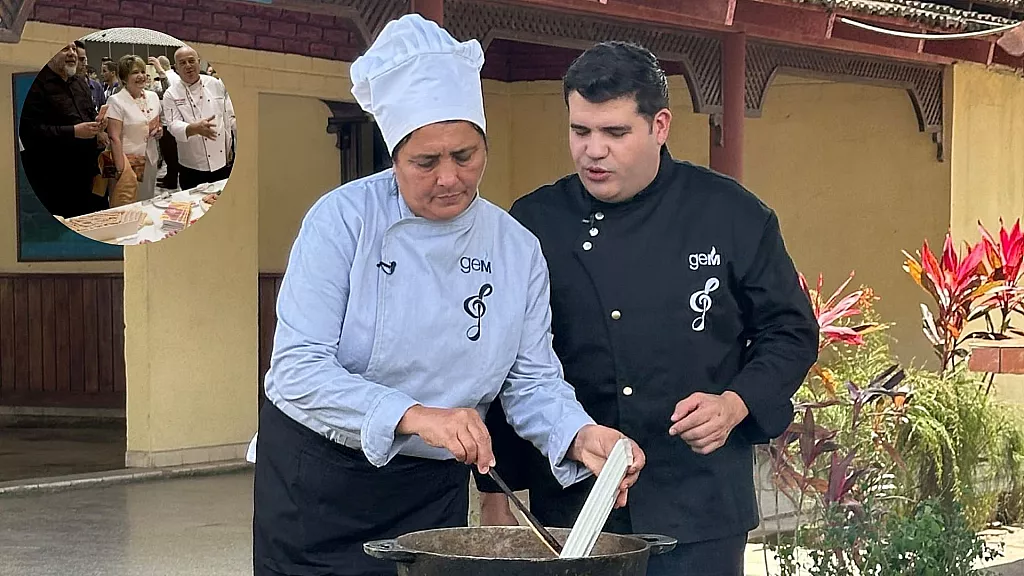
[568,425,646,508]
[397,405,495,474]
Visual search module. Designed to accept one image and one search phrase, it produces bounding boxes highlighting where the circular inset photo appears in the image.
[15,27,235,246]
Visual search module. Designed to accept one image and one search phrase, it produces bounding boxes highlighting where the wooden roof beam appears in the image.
[497,0,1002,66]
[498,0,735,31]
[738,0,999,65]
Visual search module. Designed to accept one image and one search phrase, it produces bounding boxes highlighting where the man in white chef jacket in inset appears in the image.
[162,45,235,191]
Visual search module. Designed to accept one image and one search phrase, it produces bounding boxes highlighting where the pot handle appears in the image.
[635,534,678,556]
[363,539,417,563]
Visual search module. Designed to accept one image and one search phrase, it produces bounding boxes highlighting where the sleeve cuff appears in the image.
[548,410,595,488]
[726,373,794,440]
[360,390,419,467]
[169,121,188,142]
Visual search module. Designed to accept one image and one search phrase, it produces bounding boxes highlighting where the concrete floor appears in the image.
[0,423,124,483]
[3,469,1024,576]
[0,473,252,576]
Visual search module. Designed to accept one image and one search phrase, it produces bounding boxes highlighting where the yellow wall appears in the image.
[257,94,340,273]
[0,24,121,273]
[949,62,1024,244]
[745,75,951,367]
[948,63,1024,403]
[479,80,514,209]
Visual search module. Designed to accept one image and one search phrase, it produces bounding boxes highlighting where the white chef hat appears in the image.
[350,13,486,156]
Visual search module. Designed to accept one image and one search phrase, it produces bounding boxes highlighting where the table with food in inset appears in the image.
[57,179,227,246]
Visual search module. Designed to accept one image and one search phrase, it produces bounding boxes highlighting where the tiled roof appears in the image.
[788,0,1020,30]
[970,0,1024,11]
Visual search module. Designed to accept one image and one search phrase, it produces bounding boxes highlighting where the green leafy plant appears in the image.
[765,257,1024,575]
[771,496,1003,576]
[826,325,1024,530]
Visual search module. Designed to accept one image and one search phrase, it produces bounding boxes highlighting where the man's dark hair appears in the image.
[563,41,669,121]
[73,40,86,50]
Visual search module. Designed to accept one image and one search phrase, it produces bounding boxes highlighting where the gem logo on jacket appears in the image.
[688,246,721,270]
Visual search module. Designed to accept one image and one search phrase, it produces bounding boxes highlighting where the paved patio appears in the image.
[2,469,1024,575]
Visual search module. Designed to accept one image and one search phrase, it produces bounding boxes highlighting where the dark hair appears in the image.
[563,41,669,121]
[390,121,487,162]
[74,40,85,50]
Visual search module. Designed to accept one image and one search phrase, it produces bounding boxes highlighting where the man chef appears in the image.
[162,45,235,191]
[249,16,645,576]
[475,41,819,576]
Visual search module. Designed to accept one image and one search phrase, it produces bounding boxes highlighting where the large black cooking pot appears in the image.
[364,526,677,576]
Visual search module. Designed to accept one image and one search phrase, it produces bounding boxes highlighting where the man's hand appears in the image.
[74,122,102,139]
[568,424,645,508]
[186,116,218,140]
[669,391,749,455]
[396,405,495,474]
[479,492,520,526]
[148,56,166,74]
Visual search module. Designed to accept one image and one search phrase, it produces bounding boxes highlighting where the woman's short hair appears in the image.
[116,54,147,84]
[391,120,487,161]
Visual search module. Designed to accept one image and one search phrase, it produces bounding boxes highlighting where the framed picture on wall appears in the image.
[12,71,123,262]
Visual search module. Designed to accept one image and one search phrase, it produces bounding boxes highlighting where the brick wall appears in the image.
[29,0,366,61]
[28,0,690,80]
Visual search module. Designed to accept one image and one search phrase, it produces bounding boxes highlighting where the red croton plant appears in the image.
[903,218,1024,373]
[767,219,1024,529]
[769,273,908,518]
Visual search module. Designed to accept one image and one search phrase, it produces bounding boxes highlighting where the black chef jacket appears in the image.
[19,65,105,218]
[476,146,819,544]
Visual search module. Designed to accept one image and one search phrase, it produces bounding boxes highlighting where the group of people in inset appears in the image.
[19,38,236,220]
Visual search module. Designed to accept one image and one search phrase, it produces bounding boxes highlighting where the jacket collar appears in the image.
[575,144,676,214]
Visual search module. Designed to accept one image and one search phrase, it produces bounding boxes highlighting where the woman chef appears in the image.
[249,14,645,576]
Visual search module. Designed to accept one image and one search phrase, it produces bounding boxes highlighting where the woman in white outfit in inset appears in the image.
[106,54,162,203]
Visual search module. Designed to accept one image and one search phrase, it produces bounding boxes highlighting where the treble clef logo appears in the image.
[689,277,720,332]
[464,283,493,341]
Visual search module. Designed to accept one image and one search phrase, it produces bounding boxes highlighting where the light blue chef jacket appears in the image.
[261,169,595,488]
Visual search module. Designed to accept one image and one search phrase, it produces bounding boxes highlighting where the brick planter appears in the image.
[969,339,1024,374]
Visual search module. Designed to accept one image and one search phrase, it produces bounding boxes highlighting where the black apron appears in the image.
[253,402,470,576]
